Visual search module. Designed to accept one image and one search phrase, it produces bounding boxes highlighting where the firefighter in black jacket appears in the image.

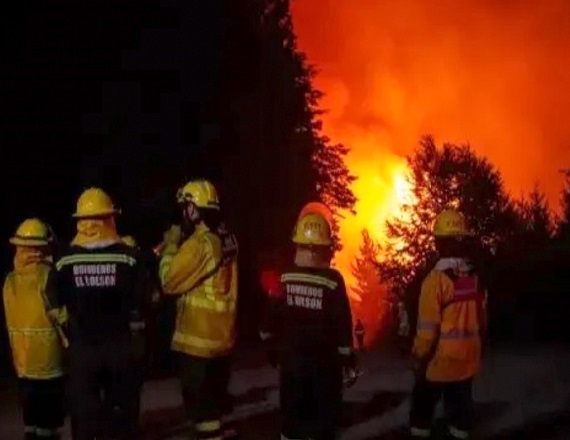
[46,188,146,440]
[260,211,358,440]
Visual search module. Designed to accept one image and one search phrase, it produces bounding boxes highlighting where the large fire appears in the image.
[291,0,570,289]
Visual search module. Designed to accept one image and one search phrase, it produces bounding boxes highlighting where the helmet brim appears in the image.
[178,198,220,210]
[292,238,333,247]
[72,208,121,218]
[9,237,49,246]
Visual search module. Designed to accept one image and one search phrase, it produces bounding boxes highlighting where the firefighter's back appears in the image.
[55,243,141,344]
[279,265,352,366]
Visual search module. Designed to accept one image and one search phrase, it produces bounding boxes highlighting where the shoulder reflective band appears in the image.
[280,273,338,290]
[57,253,136,270]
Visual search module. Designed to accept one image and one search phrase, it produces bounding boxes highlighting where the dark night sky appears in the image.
[0,1,224,371]
[0,0,223,270]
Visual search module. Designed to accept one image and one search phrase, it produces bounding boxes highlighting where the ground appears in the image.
[1,344,570,439]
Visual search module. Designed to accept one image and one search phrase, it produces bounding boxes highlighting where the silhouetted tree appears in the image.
[516,185,554,247]
[221,0,356,336]
[261,0,356,250]
[379,136,516,300]
[351,229,387,343]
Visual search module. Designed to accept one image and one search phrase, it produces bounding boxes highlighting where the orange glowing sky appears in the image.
[292,0,570,288]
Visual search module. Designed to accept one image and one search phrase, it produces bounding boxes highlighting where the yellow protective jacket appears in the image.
[413,258,487,382]
[159,222,238,358]
[3,248,65,379]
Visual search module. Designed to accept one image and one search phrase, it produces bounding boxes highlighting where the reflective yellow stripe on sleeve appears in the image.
[9,328,58,336]
[179,294,235,313]
[159,254,174,286]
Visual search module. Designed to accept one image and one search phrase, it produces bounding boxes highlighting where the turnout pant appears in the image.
[409,377,474,439]
[18,377,65,440]
[69,335,138,440]
[280,357,343,440]
[179,353,234,440]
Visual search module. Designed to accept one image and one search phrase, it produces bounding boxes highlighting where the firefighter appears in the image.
[3,218,66,440]
[354,319,365,350]
[158,179,238,440]
[46,187,146,440]
[409,209,487,440]
[260,211,358,440]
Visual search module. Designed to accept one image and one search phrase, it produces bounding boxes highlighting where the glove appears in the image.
[162,225,182,255]
[164,224,182,245]
[343,366,360,388]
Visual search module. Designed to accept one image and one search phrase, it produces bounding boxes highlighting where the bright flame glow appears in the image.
[291,0,570,288]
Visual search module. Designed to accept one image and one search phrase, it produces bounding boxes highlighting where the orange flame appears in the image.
[292,0,570,288]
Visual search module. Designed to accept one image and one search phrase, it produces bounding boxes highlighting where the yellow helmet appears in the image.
[9,218,51,247]
[176,179,220,210]
[433,209,471,237]
[298,201,333,227]
[292,213,332,246]
[121,235,137,247]
[73,187,119,218]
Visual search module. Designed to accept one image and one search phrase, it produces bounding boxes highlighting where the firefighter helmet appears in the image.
[433,209,471,237]
[298,201,333,227]
[73,187,120,218]
[176,180,220,210]
[292,213,332,246]
[9,218,51,247]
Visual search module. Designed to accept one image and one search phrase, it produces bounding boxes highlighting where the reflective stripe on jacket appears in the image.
[3,258,64,379]
[160,222,238,358]
[413,260,487,382]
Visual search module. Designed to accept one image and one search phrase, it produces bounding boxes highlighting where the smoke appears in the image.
[292,0,570,205]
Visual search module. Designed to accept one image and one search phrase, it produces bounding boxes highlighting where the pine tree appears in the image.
[351,229,388,344]
[222,0,355,255]
[262,0,356,250]
[516,185,554,246]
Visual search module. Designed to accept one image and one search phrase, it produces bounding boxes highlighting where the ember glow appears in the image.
[292,0,570,288]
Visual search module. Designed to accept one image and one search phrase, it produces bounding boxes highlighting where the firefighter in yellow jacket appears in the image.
[3,218,66,440]
[159,179,238,440]
[409,209,487,440]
